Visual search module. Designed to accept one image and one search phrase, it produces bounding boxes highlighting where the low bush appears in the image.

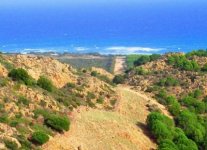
[8,68,36,86]
[157,77,179,87]
[167,55,200,71]
[4,139,18,150]
[134,67,148,75]
[37,76,54,92]
[134,55,150,66]
[31,131,49,145]
[16,135,32,150]
[113,75,125,84]
[91,71,98,77]
[17,95,30,106]
[66,82,76,88]
[97,97,104,104]
[158,139,178,150]
[45,114,70,132]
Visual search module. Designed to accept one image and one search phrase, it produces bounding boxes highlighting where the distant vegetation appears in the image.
[186,49,207,57]
[126,54,161,68]
[168,54,200,71]
[126,55,143,68]
[58,55,115,73]
[125,50,207,149]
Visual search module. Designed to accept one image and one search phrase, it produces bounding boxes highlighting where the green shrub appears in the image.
[134,67,148,75]
[16,135,32,150]
[174,134,198,150]
[150,54,161,61]
[151,120,173,142]
[167,55,200,71]
[31,131,49,145]
[66,82,76,88]
[158,77,179,87]
[8,68,36,86]
[4,139,18,150]
[37,76,54,92]
[158,139,178,150]
[97,97,104,104]
[186,49,207,57]
[0,77,9,87]
[113,75,125,84]
[17,95,30,106]
[176,110,205,144]
[45,114,70,132]
[91,71,98,77]
[0,113,9,123]
[134,55,150,66]
[32,124,54,136]
[147,112,174,143]
[87,92,96,100]
[168,102,181,116]
[33,109,51,118]
[189,89,202,98]
[201,63,207,72]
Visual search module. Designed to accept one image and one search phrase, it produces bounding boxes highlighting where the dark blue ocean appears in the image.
[1,0,207,54]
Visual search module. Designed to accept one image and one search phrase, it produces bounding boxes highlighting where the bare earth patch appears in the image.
[114,56,126,75]
[43,86,157,150]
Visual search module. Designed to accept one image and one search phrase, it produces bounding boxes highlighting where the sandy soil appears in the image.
[42,86,161,150]
[114,56,126,75]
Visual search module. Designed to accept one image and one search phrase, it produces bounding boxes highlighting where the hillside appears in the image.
[125,50,207,150]
[43,86,161,150]
[0,54,118,150]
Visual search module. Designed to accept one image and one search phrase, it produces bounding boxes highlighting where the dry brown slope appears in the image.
[43,86,157,150]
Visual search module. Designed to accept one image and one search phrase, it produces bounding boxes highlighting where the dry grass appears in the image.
[43,86,157,150]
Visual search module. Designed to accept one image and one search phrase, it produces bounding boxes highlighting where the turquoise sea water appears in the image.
[0,0,207,54]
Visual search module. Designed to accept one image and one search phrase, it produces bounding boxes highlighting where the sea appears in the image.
[0,0,207,55]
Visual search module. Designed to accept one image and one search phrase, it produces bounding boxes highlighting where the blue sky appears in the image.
[1,0,206,7]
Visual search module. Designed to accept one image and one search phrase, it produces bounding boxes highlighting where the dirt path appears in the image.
[114,56,126,75]
[43,86,158,150]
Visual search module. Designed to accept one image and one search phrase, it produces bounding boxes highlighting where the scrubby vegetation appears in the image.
[186,49,207,57]
[147,112,198,150]
[125,50,207,149]
[37,76,54,92]
[91,70,114,85]
[31,131,49,145]
[157,76,179,87]
[8,68,36,86]
[113,75,125,84]
[45,114,70,132]
[133,54,161,67]
[167,54,200,71]
[126,54,161,68]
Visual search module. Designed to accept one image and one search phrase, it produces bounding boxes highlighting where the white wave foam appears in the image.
[105,46,162,53]
[75,47,89,51]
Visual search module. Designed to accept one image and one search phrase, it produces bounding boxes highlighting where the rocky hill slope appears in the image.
[125,50,207,150]
[0,54,118,150]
